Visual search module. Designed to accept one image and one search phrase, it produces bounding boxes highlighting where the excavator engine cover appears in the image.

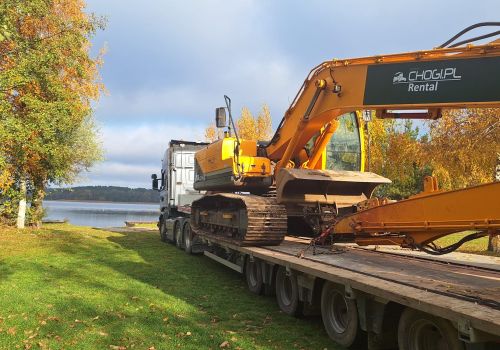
[276,168,391,208]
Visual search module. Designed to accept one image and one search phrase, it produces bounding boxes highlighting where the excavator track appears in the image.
[191,193,287,246]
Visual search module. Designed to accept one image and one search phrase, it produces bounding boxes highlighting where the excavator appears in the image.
[191,23,500,254]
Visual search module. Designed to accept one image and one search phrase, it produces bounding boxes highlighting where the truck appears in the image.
[152,25,500,349]
[152,140,208,249]
[152,136,500,350]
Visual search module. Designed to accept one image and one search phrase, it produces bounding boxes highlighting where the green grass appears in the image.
[435,232,499,256]
[129,222,158,229]
[0,224,338,350]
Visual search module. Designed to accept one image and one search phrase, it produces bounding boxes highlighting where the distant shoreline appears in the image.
[44,199,158,205]
[45,186,159,203]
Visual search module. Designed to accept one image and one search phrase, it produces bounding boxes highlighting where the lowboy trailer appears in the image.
[190,234,500,350]
[152,140,500,349]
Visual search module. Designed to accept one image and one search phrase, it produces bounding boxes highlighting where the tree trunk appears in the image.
[488,235,500,253]
[31,180,46,229]
[16,178,27,229]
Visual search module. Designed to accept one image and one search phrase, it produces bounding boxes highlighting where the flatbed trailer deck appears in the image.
[191,233,500,349]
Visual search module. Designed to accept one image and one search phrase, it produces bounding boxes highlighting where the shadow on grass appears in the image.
[0,260,13,281]
[43,227,337,349]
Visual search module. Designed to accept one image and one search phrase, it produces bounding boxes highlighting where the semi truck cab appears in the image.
[151,140,208,244]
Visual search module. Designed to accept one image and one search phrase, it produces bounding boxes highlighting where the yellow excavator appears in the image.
[191,23,500,254]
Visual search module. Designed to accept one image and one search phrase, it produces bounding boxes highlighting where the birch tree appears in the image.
[0,0,105,227]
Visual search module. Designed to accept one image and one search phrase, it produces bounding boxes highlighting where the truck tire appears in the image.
[321,281,362,348]
[174,220,184,249]
[245,258,263,294]
[275,266,302,316]
[182,222,194,254]
[398,308,464,350]
[159,216,167,242]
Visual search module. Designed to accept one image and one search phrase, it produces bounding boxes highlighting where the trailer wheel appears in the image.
[398,308,464,350]
[175,220,183,249]
[160,216,169,243]
[182,222,194,254]
[275,266,302,316]
[245,258,263,294]
[321,281,362,348]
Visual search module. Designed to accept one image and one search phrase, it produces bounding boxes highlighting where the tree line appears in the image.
[46,186,159,203]
[366,108,499,198]
[0,0,104,227]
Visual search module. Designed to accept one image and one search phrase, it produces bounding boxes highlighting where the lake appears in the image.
[43,200,159,228]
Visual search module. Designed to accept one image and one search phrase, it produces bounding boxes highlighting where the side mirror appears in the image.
[215,107,227,128]
[151,174,159,190]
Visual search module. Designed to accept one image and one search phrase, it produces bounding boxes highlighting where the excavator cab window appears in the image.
[326,112,362,171]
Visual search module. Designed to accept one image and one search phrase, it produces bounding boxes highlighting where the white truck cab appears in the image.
[151,140,208,246]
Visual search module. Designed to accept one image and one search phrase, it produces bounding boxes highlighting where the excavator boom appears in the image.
[266,42,500,168]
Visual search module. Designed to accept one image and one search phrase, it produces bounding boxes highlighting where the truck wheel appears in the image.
[183,222,194,254]
[275,266,302,316]
[398,308,464,350]
[321,281,362,348]
[159,216,167,242]
[245,258,263,294]
[175,220,183,249]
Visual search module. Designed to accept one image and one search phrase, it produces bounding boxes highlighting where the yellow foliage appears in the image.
[0,167,13,192]
[256,104,272,140]
[425,108,499,189]
[237,104,272,141]
[361,108,499,198]
[205,104,273,142]
[204,124,222,143]
[237,107,257,140]
[361,116,429,198]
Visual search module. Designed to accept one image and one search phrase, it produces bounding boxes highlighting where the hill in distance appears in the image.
[45,186,159,203]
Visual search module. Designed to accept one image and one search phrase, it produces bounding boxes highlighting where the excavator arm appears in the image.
[265,37,500,251]
[266,41,500,169]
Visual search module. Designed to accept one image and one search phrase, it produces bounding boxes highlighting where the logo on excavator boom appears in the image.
[393,67,462,92]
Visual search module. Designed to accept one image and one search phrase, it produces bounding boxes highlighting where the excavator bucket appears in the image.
[276,168,391,207]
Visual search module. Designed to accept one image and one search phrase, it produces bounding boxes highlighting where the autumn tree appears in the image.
[204,104,273,142]
[237,107,257,140]
[236,104,272,141]
[362,116,432,199]
[424,108,499,190]
[256,104,272,140]
[0,0,105,227]
[204,123,223,142]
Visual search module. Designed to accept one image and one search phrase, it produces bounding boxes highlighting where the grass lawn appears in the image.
[0,224,338,350]
[130,223,158,230]
[435,232,499,256]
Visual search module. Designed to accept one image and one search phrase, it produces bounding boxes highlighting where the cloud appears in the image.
[95,55,299,125]
[78,162,157,188]
[75,123,205,188]
[101,124,205,165]
[78,0,500,189]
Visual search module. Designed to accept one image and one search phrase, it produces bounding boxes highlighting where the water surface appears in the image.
[43,200,159,228]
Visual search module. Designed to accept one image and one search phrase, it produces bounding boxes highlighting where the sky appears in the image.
[79,0,500,188]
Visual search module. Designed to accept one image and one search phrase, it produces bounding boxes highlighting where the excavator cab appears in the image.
[277,111,389,212]
[302,112,364,172]
[325,112,364,172]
